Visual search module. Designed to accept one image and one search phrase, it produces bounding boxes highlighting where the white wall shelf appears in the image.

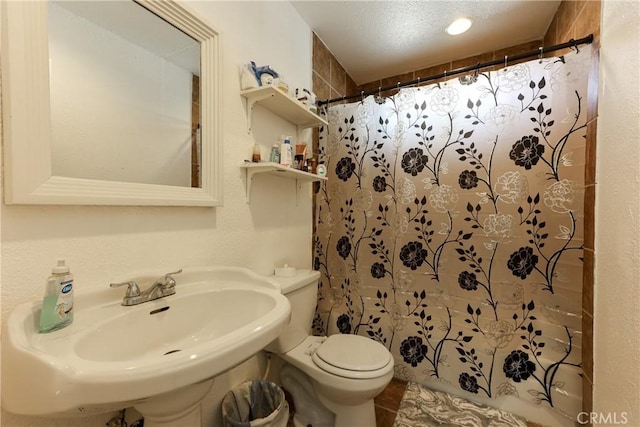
[240,162,327,203]
[241,86,328,133]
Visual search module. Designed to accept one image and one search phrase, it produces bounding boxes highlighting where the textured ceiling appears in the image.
[291,1,561,85]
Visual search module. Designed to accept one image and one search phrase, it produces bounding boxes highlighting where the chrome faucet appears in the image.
[110,269,182,306]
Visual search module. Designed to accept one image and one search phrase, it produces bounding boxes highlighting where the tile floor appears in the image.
[374,377,408,427]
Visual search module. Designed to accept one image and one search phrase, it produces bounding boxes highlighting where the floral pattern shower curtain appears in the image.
[314,48,589,420]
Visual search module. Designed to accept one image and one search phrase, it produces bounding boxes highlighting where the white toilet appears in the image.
[267,270,394,427]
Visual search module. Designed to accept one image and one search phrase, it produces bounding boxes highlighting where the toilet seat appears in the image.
[311,334,392,379]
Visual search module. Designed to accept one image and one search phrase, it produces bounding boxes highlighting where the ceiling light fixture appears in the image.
[446,18,472,35]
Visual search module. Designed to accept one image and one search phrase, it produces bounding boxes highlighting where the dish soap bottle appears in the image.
[39,260,74,333]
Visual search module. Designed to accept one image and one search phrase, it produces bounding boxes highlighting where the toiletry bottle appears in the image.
[39,260,74,333]
[280,137,293,168]
[270,144,280,163]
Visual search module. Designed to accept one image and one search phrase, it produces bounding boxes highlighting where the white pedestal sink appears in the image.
[1,266,291,425]
[134,379,214,427]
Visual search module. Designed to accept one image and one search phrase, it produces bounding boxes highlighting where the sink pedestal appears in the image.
[134,379,214,427]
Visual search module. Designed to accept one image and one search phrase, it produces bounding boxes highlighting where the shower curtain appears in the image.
[314,48,589,420]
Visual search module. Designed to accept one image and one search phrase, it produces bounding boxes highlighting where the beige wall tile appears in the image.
[452,52,494,70]
[346,74,357,97]
[583,249,594,316]
[313,33,332,84]
[330,57,347,96]
[380,71,414,97]
[556,0,579,40]
[495,40,543,67]
[415,63,450,86]
[585,121,598,186]
[582,375,593,425]
[582,309,594,381]
[575,0,601,43]
[330,88,344,104]
[313,71,331,103]
[584,184,596,250]
[355,80,384,98]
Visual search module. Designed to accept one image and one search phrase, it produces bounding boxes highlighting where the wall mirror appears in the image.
[1,0,222,206]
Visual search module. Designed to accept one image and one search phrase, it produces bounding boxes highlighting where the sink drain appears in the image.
[163,349,181,356]
[150,306,170,315]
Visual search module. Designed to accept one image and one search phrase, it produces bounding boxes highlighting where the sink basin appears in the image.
[1,266,290,417]
[75,288,279,363]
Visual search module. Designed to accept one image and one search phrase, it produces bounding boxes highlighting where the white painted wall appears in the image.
[594,1,640,425]
[0,1,313,426]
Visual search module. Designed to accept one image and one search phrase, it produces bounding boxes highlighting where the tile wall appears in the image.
[311,33,358,236]
[354,39,543,97]
[312,33,357,104]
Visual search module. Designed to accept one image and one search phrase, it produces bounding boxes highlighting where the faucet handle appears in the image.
[164,269,183,278]
[110,281,141,297]
[162,269,183,287]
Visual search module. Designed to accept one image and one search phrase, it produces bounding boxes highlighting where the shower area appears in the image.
[310,3,598,425]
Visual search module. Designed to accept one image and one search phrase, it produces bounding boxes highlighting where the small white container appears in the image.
[275,264,296,277]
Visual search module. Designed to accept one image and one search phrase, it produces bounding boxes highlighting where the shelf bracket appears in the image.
[244,168,254,203]
[245,93,274,134]
[241,163,326,204]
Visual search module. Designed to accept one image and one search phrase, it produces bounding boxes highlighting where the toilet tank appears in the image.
[266,269,321,353]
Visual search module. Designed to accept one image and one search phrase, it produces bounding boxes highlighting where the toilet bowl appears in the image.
[280,363,335,427]
[267,270,394,427]
[282,335,394,426]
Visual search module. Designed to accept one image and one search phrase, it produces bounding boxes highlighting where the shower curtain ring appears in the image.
[361,90,365,102]
[397,81,401,93]
[571,39,580,53]
[538,46,544,62]
[504,55,508,68]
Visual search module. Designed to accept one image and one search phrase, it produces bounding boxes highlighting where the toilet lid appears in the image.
[314,334,392,372]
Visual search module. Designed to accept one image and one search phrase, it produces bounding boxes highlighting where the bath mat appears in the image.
[393,382,527,427]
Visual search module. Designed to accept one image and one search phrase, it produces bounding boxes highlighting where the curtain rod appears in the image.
[317,34,594,107]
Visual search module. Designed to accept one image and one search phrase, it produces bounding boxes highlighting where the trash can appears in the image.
[222,380,289,427]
